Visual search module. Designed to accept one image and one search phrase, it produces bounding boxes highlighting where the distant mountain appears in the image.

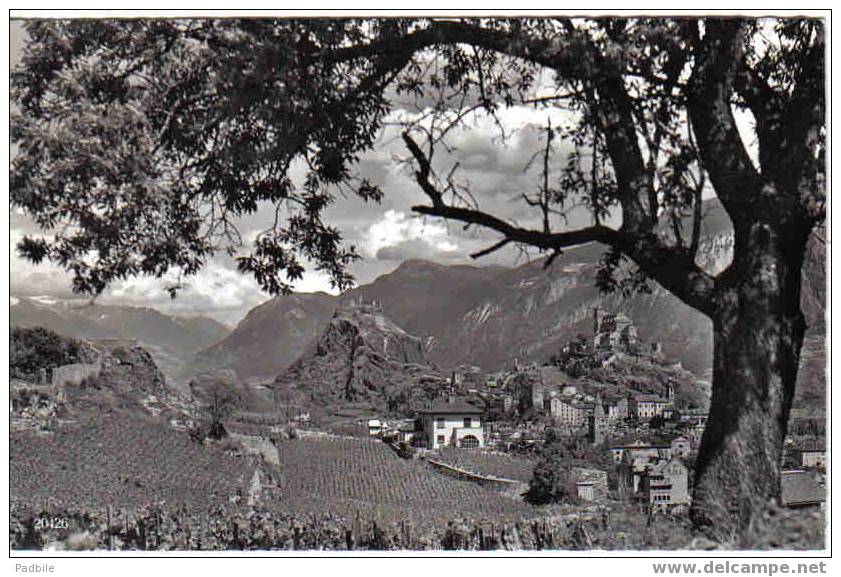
[190,200,825,412]
[9,296,230,385]
[188,292,337,383]
[271,304,445,417]
[343,260,507,344]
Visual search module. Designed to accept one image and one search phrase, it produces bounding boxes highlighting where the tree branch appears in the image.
[470,238,510,259]
[688,20,763,217]
[403,130,717,315]
[413,202,622,252]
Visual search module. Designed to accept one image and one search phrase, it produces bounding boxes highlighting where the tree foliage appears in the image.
[525,442,578,505]
[12,20,392,296]
[10,326,90,378]
[11,18,824,301]
[525,430,611,505]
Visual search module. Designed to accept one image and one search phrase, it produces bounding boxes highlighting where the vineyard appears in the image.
[431,448,537,482]
[10,411,256,513]
[9,415,825,551]
[270,436,538,527]
[11,496,824,551]
[5,499,629,550]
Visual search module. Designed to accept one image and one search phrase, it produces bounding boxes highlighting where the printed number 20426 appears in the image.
[34,517,69,530]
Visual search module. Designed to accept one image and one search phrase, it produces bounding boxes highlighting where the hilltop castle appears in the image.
[593,308,639,354]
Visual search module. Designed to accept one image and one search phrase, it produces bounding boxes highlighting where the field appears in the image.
[10,411,256,514]
[9,416,825,551]
[269,436,539,527]
[431,448,536,482]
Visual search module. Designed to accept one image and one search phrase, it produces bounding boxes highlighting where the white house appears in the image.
[629,393,672,420]
[639,458,690,508]
[420,396,484,449]
[367,419,384,436]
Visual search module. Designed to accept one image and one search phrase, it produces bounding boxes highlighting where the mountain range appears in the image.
[9,200,825,412]
[9,296,230,387]
[188,200,826,410]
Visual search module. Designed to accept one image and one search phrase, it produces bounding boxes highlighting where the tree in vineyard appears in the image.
[11,17,825,538]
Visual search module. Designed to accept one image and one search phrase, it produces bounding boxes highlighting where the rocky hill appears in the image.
[10,296,230,385]
[10,327,173,433]
[271,304,446,418]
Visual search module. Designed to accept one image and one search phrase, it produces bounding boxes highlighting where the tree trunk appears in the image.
[690,222,809,541]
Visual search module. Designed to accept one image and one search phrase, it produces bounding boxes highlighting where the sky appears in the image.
[8,18,752,326]
[9,20,605,325]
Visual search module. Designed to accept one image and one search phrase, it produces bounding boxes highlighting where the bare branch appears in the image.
[470,238,510,259]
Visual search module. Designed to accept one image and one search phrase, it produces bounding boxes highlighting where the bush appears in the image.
[524,444,578,505]
[10,327,89,378]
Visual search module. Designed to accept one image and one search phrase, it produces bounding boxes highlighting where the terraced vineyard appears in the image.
[432,448,537,482]
[10,412,256,514]
[271,437,538,527]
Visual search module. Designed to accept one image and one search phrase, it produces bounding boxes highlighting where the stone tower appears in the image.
[588,395,609,446]
[666,381,675,402]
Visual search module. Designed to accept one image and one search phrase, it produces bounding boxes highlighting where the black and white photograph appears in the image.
[7,8,830,562]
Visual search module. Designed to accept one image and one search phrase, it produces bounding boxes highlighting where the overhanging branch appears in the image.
[403,130,717,316]
[413,203,623,251]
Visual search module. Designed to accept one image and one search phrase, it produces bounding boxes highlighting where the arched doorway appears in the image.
[460,435,480,448]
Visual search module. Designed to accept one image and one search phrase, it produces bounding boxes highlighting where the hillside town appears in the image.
[349,305,826,514]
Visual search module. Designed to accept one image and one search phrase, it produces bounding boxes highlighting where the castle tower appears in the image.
[666,381,675,402]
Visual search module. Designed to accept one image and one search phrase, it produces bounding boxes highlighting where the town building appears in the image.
[549,396,592,428]
[780,470,826,509]
[604,396,629,421]
[571,467,609,502]
[576,482,596,502]
[367,419,384,436]
[420,396,484,449]
[670,436,692,458]
[638,458,691,508]
[396,419,423,446]
[677,408,709,426]
[588,395,609,445]
[608,436,674,464]
[629,394,671,420]
[795,442,826,470]
[628,384,675,421]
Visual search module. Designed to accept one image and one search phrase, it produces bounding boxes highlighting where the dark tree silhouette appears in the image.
[11,17,825,538]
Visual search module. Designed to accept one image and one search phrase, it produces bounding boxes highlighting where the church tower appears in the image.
[588,395,609,446]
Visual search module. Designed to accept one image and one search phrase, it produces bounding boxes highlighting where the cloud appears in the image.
[376,238,456,262]
[8,38,606,325]
[9,219,77,298]
[364,210,460,260]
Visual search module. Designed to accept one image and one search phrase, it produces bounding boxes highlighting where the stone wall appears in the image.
[51,362,101,387]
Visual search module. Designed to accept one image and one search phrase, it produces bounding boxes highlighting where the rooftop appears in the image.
[421,396,483,415]
[795,440,826,452]
[781,470,825,506]
[609,433,679,449]
[634,394,670,403]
